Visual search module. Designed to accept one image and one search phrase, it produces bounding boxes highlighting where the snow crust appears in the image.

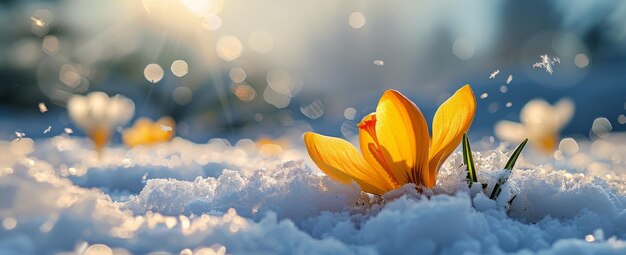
[2,134,626,254]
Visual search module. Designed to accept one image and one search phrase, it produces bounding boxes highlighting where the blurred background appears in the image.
[1,0,625,144]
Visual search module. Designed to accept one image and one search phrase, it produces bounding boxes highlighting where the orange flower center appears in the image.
[358,113,399,184]
[357,113,378,143]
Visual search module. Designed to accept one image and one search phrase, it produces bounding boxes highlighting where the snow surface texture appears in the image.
[2,134,626,254]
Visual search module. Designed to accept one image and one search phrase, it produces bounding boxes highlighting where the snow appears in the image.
[38,102,48,113]
[533,54,561,75]
[160,125,173,132]
[489,69,500,79]
[13,131,25,141]
[2,133,626,254]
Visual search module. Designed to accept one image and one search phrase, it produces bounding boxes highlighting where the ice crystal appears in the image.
[489,69,500,79]
[14,131,25,141]
[38,102,48,113]
[160,124,173,132]
[533,54,560,74]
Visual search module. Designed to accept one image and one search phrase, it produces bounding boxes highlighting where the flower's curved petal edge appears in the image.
[374,90,430,186]
[304,132,388,194]
[428,85,476,187]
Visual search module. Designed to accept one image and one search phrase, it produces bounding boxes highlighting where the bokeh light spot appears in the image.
[216,36,243,61]
[2,217,17,230]
[84,244,113,255]
[144,63,164,83]
[202,14,222,30]
[618,114,626,125]
[267,69,301,96]
[171,60,189,77]
[42,35,60,55]
[233,84,256,102]
[575,53,589,68]
[452,37,475,60]
[344,107,357,120]
[591,117,612,138]
[300,100,324,119]
[559,138,579,155]
[229,67,246,83]
[263,86,290,108]
[349,12,366,29]
[500,85,508,93]
[173,87,193,105]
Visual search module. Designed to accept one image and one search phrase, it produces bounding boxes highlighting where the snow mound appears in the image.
[123,160,361,219]
[2,134,626,254]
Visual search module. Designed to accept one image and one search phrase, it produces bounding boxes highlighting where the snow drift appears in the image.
[1,134,626,254]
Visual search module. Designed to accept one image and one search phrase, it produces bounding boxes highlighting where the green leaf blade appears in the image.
[462,133,477,186]
[490,138,529,200]
[504,138,528,170]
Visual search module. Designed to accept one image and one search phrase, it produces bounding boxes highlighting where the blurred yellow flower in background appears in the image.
[495,98,574,154]
[67,92,135,154]
[256,137,290,157]
[304,85,476,195]
[123,117,176,147]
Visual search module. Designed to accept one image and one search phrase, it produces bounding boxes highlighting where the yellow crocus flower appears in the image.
[304,85,476,195]
[123,117,175,147]
[67,92,135,154]
[495,98,574,154]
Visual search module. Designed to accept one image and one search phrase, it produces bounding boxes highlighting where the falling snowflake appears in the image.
[373,60,384,66]
[533,54,560,75]
[14,131,25,141]
[506,75,513,84]
[160,124,173,132]
[64,128,73,134]
[44,126,51,134]
[489,70,500,79]
[30,16,46,27]
[480,93,489,99]
[141,172,149,184]
[38,102,48,113]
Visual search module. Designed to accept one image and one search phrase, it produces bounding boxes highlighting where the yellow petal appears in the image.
[374,90,430,186]
[537,134,557,154]
[123,117,175,147]
[304,132,393,194]
[428,85,476,187]
[358,114,399,188]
